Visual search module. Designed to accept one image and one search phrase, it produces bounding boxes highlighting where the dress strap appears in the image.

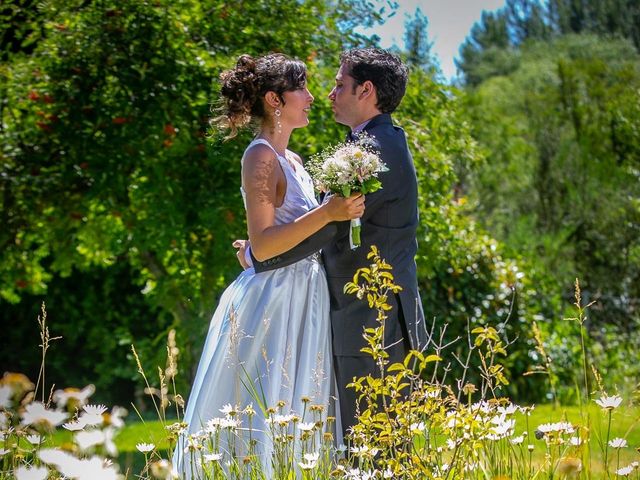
[246,139,296,173]
[248,138,281,157]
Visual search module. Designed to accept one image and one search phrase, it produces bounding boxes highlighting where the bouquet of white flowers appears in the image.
[307,133,387,249]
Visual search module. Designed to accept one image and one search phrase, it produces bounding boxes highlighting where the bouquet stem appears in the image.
[350,218,361,250]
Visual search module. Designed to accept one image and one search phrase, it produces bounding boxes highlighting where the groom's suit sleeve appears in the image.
[251,221,338,273]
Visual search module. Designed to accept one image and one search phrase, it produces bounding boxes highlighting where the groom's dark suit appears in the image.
[253,113,426,435]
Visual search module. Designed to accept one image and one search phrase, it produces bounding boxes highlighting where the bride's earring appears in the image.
[274,108,282,134]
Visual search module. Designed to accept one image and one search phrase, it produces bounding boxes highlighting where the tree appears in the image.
[456,10,518,86]
[0,0,361,402]
[505,0,552,44]
[458,0,640,86]
[1,0,547,405]
[403,7,436,73]
[464,34,640,392]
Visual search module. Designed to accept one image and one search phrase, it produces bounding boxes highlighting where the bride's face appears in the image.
[280,84,314,130]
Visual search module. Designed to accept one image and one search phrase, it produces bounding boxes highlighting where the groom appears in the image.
[239,48,426,436]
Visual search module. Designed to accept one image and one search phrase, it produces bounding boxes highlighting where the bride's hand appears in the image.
[324,193,365,222]
[233,239,250,269]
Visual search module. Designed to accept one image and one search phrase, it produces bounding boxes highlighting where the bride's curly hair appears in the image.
[215,53,307,138]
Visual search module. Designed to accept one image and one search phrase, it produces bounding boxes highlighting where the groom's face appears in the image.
[328,64,361,129]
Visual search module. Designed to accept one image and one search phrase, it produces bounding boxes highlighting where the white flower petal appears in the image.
[79,412,104,427]
[21,402,67,428]
[0,385,12,409]
[75,429,105,450]
[14,465,48,480]
[136,442,155,453]
[608,437,628,449]
[83,404,108,416]
[63,420,86,431]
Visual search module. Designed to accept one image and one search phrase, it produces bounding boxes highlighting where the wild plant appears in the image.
[2,252,639,479]
[0,304,126,480]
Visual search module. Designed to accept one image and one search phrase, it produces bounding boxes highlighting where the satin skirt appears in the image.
[173,255,334,477]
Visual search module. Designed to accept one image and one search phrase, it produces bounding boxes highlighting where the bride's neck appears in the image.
[256,130,291,157]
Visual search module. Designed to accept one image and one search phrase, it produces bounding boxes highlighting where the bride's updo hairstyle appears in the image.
[216,53,307,138]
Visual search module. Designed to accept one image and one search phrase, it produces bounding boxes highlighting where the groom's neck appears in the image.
[349,108,382,131]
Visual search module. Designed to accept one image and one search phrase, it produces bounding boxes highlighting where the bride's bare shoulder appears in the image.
[242,143,281,190]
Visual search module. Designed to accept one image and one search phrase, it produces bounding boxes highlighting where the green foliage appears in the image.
[393,69,549,401]
[457,9,515,86]
[457,0,640,85]
[340,247,640,479]
[1,0,540,407]
[0,0,369,403]
[465,34,640,397]
[0,266,171,407]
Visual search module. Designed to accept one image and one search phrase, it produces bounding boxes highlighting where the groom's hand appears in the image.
[233,239,251,270]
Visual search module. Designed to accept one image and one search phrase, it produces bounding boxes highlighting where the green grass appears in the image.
[115,418,174,452]
[520,403,640,445]
[113,404,640,452]
[51,404,635,477]
[108,404,640,478]
[513,403,640,474]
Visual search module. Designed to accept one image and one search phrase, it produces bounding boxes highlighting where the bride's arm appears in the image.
[243,145,363,262]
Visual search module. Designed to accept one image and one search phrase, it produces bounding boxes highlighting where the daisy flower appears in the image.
[608,437,628,449]
[595,394,623,410]
[136,443,155,453]
[20,402,67,428]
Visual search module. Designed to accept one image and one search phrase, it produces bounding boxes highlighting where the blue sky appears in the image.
[358,0,507,81]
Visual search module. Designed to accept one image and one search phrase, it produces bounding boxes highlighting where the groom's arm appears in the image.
[251,222,339,273]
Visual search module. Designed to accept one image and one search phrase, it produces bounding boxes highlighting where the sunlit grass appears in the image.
[115,419,172,452]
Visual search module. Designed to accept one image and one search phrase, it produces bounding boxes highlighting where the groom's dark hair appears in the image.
[340,48,408,113]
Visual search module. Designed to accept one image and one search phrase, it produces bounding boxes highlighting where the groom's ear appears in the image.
[358,80,376,101]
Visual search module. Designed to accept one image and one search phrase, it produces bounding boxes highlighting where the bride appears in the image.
[172,53,364,476]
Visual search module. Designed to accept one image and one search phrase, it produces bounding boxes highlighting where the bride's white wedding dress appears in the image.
[173,139,335,476]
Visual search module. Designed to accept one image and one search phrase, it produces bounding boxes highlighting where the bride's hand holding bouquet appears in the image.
[307,133,387,249]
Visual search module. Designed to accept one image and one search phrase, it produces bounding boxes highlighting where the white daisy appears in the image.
[203,452,223,462]
[108,406,127,428]
[219,417,239,429]
[136,442,155,453]
[21,402,67,428]
[79,405,107,427]
[615,464,635,476]
[75,429,105,450]
[297,422,315,432]
[83,404,108,416]
[63,420,86,431]
[14,465,48,480]
[26,434,43,445]
[498,403,519,415]
[537,421,574,434]
[608,437,628,449]
[298,452,319,470]
[52,385,95,409]
[570,436,582,446]
[595,394,623,410]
